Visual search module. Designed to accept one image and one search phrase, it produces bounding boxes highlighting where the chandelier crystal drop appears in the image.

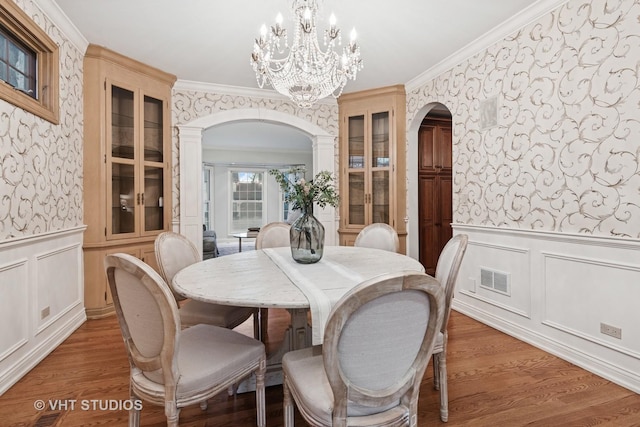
[251,0,363,108]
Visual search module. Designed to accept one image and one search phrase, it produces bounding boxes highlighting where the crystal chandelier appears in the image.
[251,0,363,108]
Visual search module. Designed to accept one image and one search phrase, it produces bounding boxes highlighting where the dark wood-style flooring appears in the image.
[1,310,638,426]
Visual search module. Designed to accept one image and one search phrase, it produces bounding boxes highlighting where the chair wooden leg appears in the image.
[227,384,237,396]
[255,359,266,427]
[129,392,141,427]
[165,402,180,427]
[438,352,448,422]
[129,407,140,427]
[283,375,294,427]
[433,352,441,390]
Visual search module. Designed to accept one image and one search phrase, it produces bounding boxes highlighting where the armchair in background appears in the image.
[203,225,219,259]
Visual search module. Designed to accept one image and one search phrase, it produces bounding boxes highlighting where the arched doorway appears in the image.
[177,108,337,254]
[406,103,453,273]
[417,105,453,275]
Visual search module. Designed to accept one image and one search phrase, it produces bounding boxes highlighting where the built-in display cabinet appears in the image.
[337,85,406,252]
[83,45,176,318]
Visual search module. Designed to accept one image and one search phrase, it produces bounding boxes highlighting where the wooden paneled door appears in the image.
[418,116,452,275]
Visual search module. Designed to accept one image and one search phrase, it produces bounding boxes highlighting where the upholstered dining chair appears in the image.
[104,253,266,427]
[353,223,400,253]
[282,271,445,427]
[432,234,468,422]
[255,222,291,339]
[155,231,259,338]
[256,221,291,249]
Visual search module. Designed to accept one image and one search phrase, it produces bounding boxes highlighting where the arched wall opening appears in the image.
[406,102,453,262]
[177,108,337,254]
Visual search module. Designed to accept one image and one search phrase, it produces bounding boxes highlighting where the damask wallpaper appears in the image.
[3,0,636,241]
[0,0,84,240]
[171,91,339,221]
[407,0,640,238]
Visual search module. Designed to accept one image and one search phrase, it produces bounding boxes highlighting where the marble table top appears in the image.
[173,245,425,343]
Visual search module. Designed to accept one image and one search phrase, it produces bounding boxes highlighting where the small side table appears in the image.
[231,232,258,252]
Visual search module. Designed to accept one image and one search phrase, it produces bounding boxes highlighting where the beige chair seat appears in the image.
[138,324,264,396]
[283,346,404,426]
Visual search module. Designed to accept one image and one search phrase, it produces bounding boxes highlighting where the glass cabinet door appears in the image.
[370,111,390,224]
[346,115,365,225]
[143,95,163,162]
[111,86,135,159]
[345,111,392,226]
[107,82,167,239]
[143,166,164,232]
[111,163,136,234]
[109,84,136,236]
[142,95,165,234]
[348,172,365,225]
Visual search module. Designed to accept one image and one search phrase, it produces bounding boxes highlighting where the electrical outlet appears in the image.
[41,306,50,320]
[600,322,622,340]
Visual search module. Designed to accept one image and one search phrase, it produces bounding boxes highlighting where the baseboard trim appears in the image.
[452,300,640,394]
[0,309,86,395]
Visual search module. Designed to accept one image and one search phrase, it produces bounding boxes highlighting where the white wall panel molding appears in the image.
[0,227,86,394]
[456,233,532,318]
[34,243,84,335]
[453,298,640,394]
[467,239,529,254]
[454,224,640,250]
[458,290,530,319]
[0,259,29,363]
[541,251,640,360]
[452,224,640,393]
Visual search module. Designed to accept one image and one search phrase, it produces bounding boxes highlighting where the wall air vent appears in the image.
[479,267,510,296]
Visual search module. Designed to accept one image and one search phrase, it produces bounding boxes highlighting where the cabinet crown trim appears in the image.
[85,44,177,86]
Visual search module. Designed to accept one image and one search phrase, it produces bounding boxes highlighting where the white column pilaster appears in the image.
[312,135,338,246]
[178,125,204,253]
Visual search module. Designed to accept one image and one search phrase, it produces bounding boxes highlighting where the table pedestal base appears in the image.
[237,308,311,393]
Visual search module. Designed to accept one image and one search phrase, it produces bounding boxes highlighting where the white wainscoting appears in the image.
[0,226,86,394]
[452,224,640,393]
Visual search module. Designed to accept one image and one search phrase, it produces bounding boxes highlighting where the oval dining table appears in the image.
[172,245,425,390]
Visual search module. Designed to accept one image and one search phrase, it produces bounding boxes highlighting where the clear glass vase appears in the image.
[290,205,325,264]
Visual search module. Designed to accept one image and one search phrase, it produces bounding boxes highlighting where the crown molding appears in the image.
[174,79,337,106]
[405,0,570,92]
[34,0,89,54]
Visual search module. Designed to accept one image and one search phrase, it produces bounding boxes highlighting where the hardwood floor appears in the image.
[1,310,638,426]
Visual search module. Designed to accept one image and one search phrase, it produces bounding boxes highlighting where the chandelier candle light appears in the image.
[251,0,363,108]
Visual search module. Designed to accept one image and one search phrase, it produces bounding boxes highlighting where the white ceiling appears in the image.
[55,0,539,94]
[53,0,543,150]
